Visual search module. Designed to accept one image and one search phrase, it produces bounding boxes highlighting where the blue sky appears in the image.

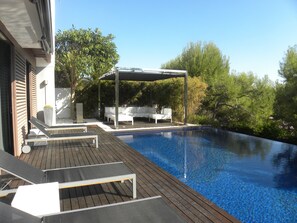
[55,0,297,82]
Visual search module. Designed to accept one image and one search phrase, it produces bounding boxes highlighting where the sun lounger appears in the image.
[0,150,136,199]
[23,120,98,152]
[0,196,186,223]
[31,117,87,132]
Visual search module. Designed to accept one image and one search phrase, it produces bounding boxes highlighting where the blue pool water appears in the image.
[116,128,297,223]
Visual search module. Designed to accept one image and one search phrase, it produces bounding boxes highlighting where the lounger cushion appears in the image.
[43,197,186,223]
[46,163,133,183]
[0,150,45,184]
[0,201,40,223]
[31,117,86,128]
[0,197,186,223]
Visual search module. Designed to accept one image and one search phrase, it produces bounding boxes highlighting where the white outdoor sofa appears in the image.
[105,106,172,124]
[149,108,172,124]
[105,107,134,126]
[108,114,134,127]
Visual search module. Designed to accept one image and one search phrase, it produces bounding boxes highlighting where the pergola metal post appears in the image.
[115,68,119,129]
[184,72,188,125]
[98,79,101,118]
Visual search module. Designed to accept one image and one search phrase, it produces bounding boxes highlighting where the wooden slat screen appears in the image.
[30,66,37,117]
[14,50,27,155]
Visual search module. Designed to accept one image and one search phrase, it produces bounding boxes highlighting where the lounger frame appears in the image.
[31,117,87,132]
[0,196,187,223]
[45,162,137,198]
[0,151,136,199]
[24,135,99,148]
[26,119,98,149]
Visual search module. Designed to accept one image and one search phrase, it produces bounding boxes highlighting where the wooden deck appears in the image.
[2,126,240,223]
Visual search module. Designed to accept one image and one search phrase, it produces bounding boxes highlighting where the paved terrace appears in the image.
[3,126,240,223]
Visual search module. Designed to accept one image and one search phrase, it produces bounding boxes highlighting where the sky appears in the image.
[55,0,297,82]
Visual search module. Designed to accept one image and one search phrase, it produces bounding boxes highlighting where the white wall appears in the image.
[35,0,56,124]
[36,57,56,124]
[55,88,71,119]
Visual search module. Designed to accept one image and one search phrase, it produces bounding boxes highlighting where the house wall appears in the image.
[55,88,71,119]
[0,0,55,156]
[35,0,56,124]
[36,57,56,124]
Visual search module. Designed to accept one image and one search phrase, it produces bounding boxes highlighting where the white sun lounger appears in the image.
[0,150,136,199]
[23,120,98,152]
[31,117,87,132]
[0,196,186,223]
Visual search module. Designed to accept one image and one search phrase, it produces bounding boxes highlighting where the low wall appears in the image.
[55,88,71,119]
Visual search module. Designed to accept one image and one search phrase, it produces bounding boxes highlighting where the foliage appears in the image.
[98,77,207,122]
[216,73,275,132]
[162,41,276,135]
[162,42,231,120]
[162,42,230,81]
[274,45,297,129]
[43,104,53,109]
[150,77,207,121]
[55,26,119,118]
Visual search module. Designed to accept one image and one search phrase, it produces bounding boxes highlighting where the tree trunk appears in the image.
[70,86,75,120]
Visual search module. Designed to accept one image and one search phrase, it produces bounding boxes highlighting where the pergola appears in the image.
[99,67,188,129]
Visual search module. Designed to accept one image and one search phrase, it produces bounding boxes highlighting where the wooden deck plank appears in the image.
[10,125,240,223]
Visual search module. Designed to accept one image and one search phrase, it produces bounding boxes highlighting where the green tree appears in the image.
[226,73,275,133]
[274,45,297,132]
[150,77,207,121]
[162,42,230,81]
[162,41,230,121]
[162,41,276,134]
[55,26,119,118]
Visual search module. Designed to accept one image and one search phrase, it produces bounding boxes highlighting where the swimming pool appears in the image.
[116,128,297,223]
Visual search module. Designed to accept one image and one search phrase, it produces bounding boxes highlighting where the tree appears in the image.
[162,42,230,81]
[274,45,297,132]
[150,77,207,121]
[162,42,230,122]
[162,41,276,134]
[225,73,275,133]
[55,26,119,118]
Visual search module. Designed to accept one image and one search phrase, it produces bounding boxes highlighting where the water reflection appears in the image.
[118,128,297,189]
[117,128,297,222]
[273,144,297,189]
[189,129,273,159]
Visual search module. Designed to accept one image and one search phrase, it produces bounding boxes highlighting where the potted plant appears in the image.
[44,104,53,126]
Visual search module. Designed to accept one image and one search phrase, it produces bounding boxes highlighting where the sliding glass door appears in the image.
[0,37,13,154]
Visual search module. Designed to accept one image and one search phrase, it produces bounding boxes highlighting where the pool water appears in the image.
[116,128,297,223]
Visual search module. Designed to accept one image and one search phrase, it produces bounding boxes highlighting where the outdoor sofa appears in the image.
[105,106,172,124]
[0,196,186,223]
[149,108,172,123]
[107,114,134,127]
[0,150,137,199]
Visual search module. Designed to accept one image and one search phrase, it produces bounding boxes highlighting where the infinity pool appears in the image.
[116,128,297,223]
